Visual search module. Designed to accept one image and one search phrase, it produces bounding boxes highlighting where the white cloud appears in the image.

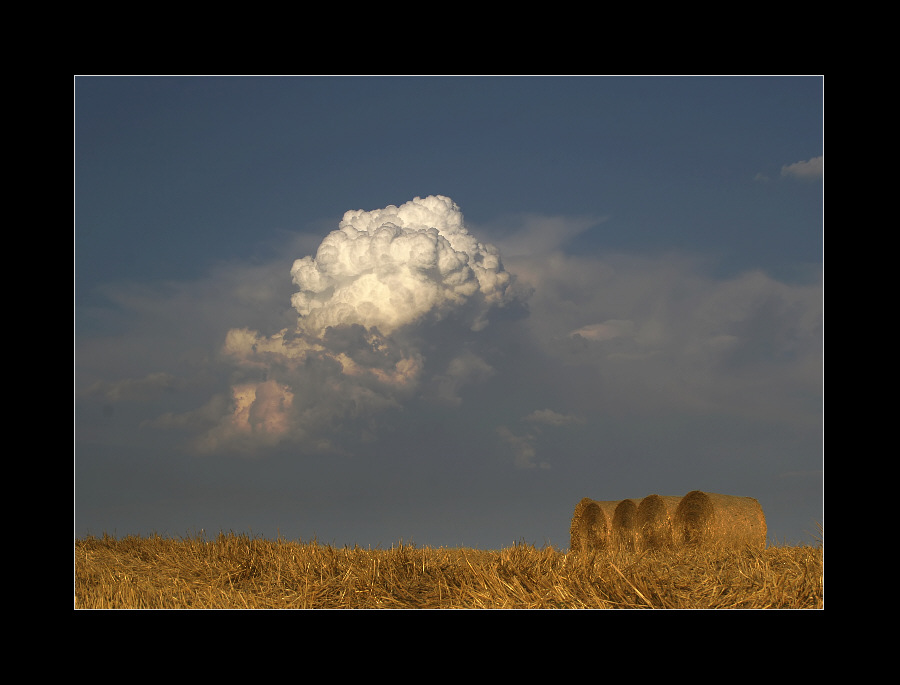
[172,196,528,455]
[781,155,823,180]
[289,195,520,336]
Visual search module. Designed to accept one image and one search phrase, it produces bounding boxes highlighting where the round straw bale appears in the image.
[673,490,767,550]
[612,498,640,551]
[570,498,618,552]
[636,494,682,550]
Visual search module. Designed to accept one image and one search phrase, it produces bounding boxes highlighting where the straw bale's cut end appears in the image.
[636,494,682,550]
[673,490,767,550]
[570,498,618,552]
[612,498,640,551]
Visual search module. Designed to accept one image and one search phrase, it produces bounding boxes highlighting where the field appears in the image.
[74,531,823,609]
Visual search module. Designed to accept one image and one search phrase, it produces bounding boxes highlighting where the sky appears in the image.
[74,76,823,550]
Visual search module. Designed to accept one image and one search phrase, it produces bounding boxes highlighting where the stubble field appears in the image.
[74,531,823,609]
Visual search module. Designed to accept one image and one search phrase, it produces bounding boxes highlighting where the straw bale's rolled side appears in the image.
[636,494,682,550]
[570,498,618,552]
[673,490,767,550]
[612,498,640,551]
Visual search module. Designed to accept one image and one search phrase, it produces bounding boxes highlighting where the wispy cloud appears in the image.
[755,155,823,183]
[524,409,584,426]
[781,155,823,180]
[497,425,547,470]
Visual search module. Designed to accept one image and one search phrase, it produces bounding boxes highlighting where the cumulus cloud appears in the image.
[289,195,517,335]
[178,196,524,455]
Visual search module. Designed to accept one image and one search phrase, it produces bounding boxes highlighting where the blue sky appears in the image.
[75,76,823,549]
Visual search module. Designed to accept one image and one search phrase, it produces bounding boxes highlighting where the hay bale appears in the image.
[570,498,619,552]
[673,490,767,550]
[636,494,683,550]
[612,499,640,551]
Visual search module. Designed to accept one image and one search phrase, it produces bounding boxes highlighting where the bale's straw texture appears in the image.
[570,498,619,552]
[636,495,683,550]
[612,499,640,551]
[673,490,767,550]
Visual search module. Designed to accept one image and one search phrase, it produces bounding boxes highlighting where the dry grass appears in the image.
[74,531,823,609]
